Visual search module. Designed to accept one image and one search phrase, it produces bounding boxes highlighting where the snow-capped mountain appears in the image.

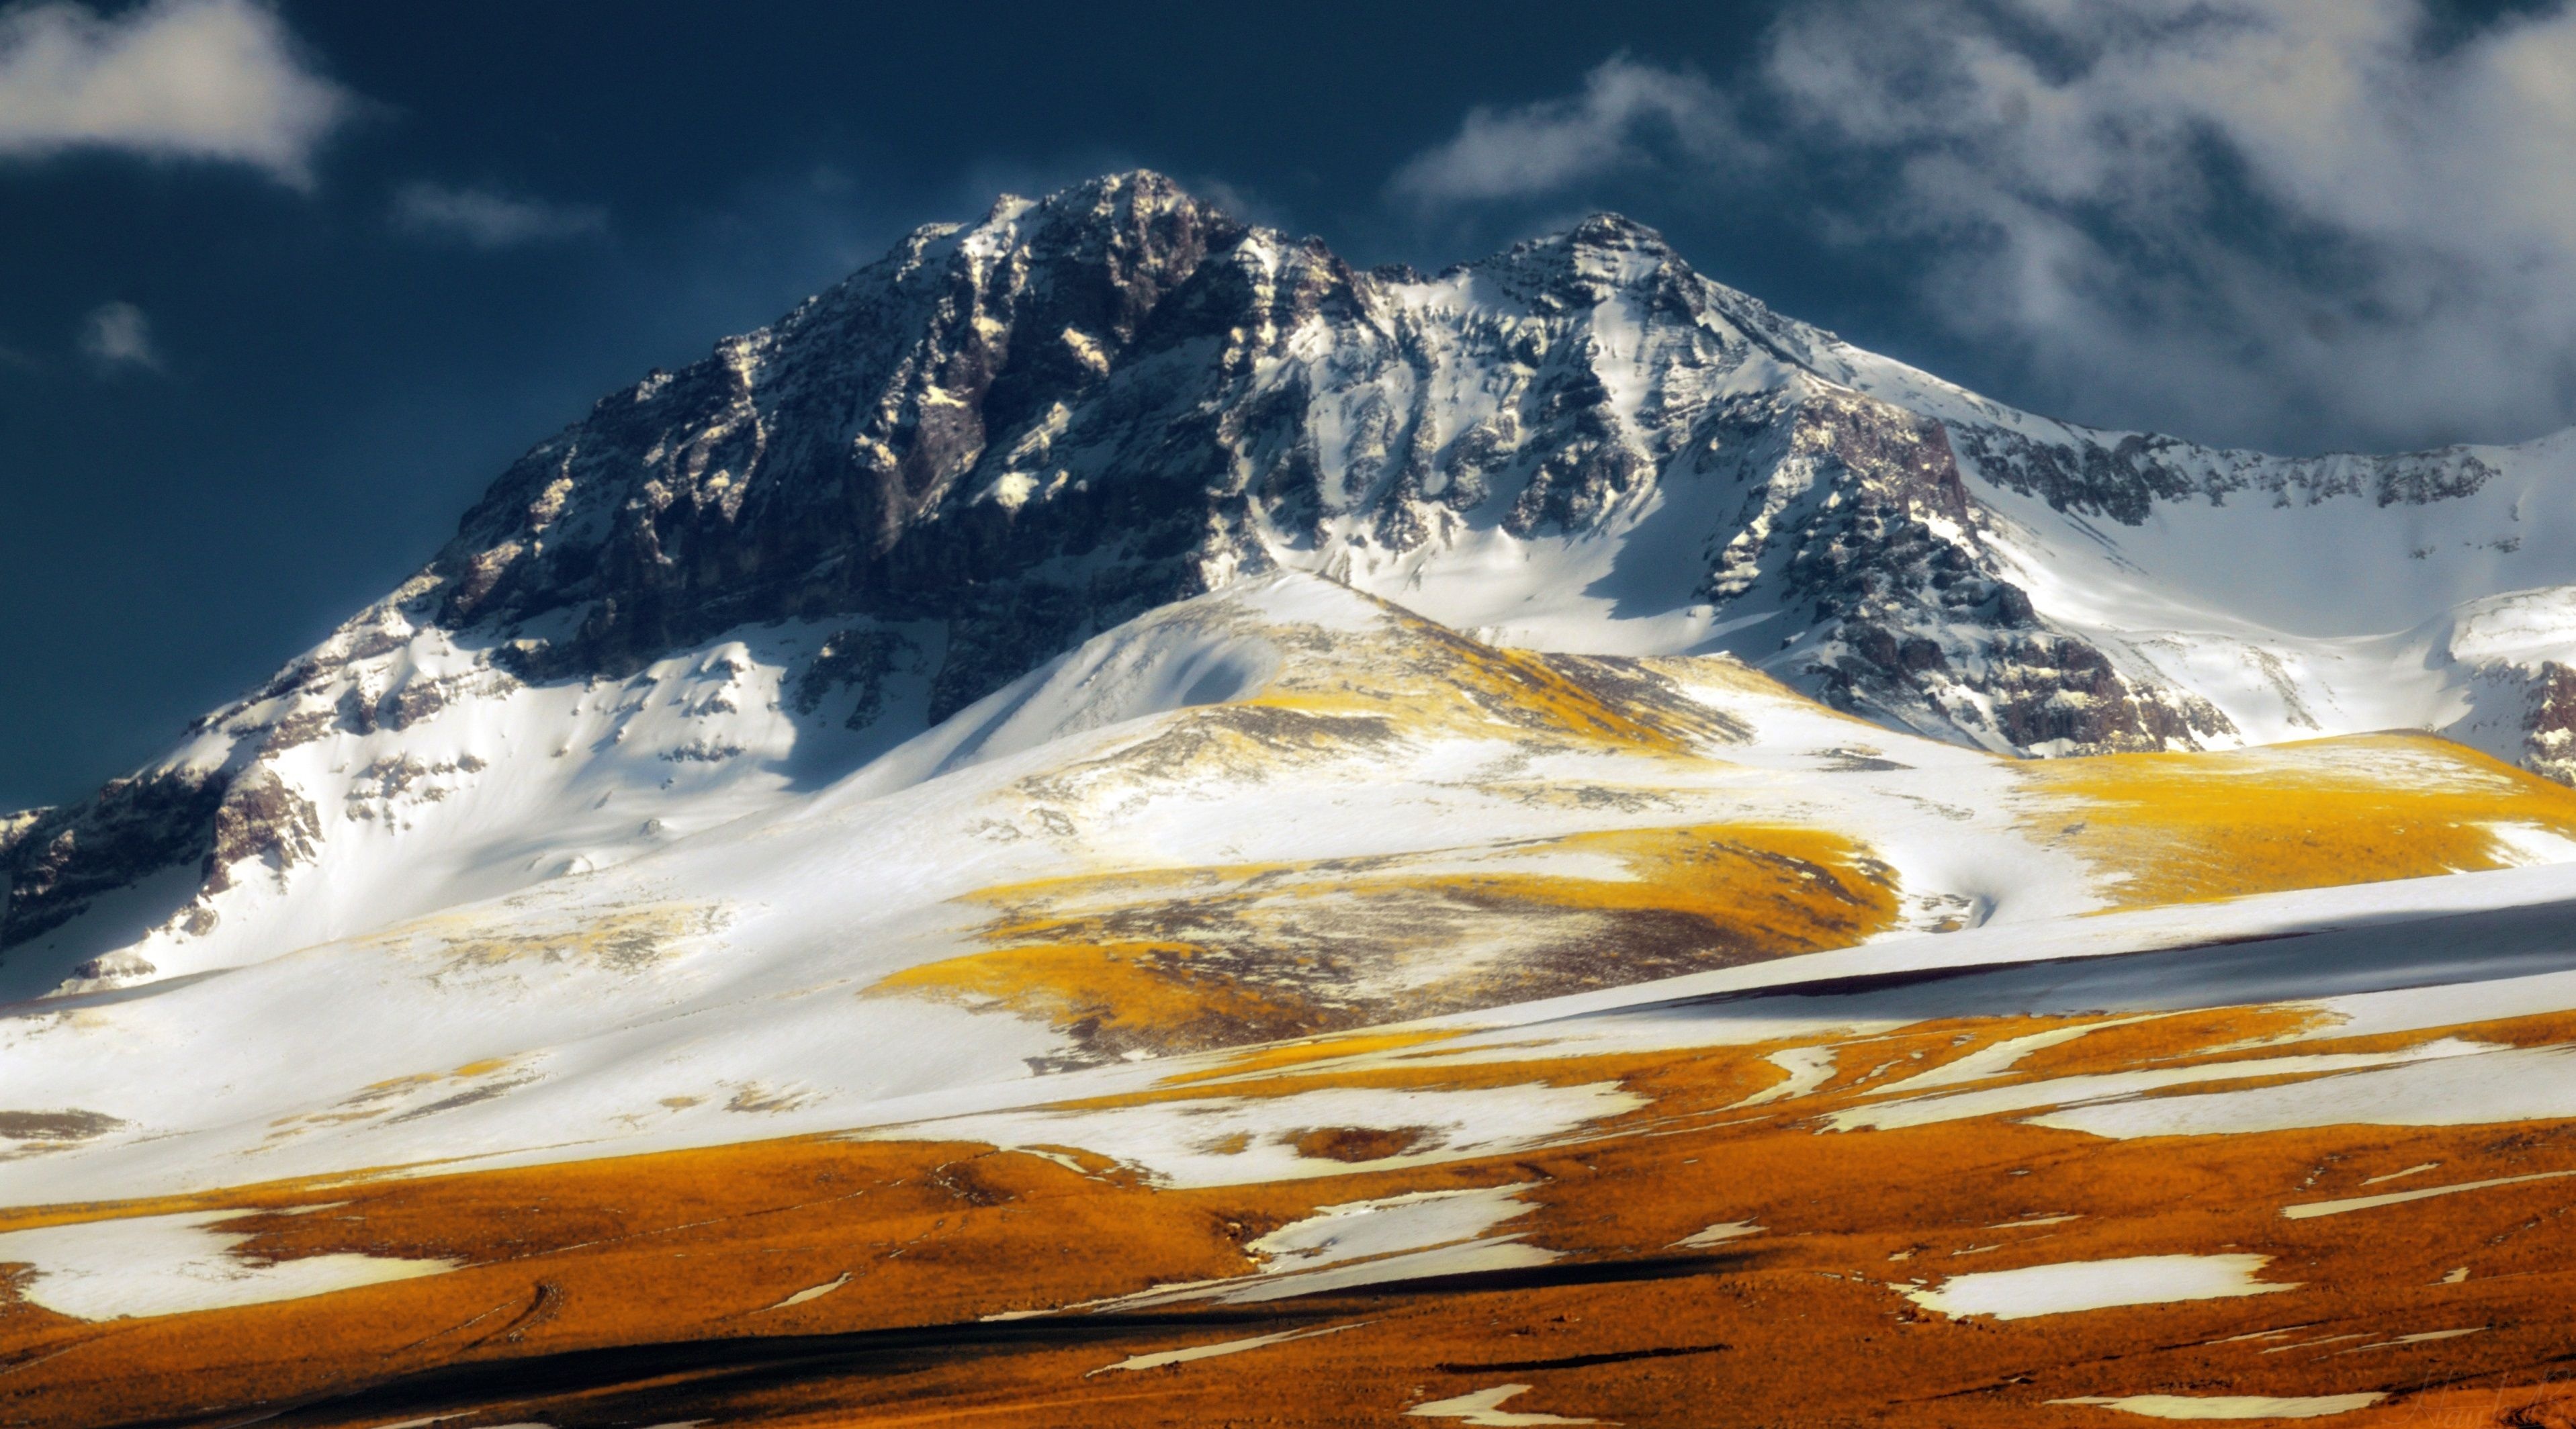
[14,568,2576,1204]
[9,168,2576,997]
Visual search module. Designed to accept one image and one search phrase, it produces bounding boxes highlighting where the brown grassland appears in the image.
[11,1001,2576,1427]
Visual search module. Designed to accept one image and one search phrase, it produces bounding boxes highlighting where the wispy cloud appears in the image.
[1388,56,1754,209]
[0,0,353,188]
[77,300,157,370]
[1391,2,2576,454]
[391,181,607,248]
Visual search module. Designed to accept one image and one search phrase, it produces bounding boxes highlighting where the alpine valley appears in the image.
[11,172,2576,1426]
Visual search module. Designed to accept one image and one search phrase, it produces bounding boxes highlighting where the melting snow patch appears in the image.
[0,1209,457,1320]
[760,1271,850,1310]
[1096,1240,1558,1311]
[1879,1016,2162,1095]
[1408,1383,1607,1425]
[1222,1239,1555,1303]
[2342,1327,2483,1352]
[1902,1254,2296,1320]
[1087,1321,1366,1375]
[2280,1168,2576,1219]
[1834,1042,2487,1133]
[854,1082,1642,1188]
[1727,1046,1839,1107]
[1072,1183,1557,1310]
[1672,1219,1763,1248]
[2483,823,2576,867]
[2027,1042,2576,1139]
[1250,1183,1541,1273]
[2262,1335,2364,1354]
[2049,1394,2383,1420]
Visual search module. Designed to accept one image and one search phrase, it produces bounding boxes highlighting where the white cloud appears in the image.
[0,0,352,187]
[391,181,607,248]
[77,300,157,369]
[1762,0,2576,450]
[1391,3,2576,453]
[1388,56,1755,208]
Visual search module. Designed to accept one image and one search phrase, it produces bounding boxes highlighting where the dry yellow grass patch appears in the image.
[2018,733,2576,907]
[873,939,1331,1050]
[20,995,2576,1428]
[870,825,1898,1058]
[1236,604,1750,756]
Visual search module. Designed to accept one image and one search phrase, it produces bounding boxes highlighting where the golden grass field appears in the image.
[13,988,2576,1426]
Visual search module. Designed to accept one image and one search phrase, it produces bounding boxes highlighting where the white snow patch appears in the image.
[2280,1168,2576,1219]
[1088,1321,1368,1375]
[2030,1042,2576,1139]
[850,1083,1642,1189]
[2049,1394,2384,1420]
[1672,1220,1763,1249]
[1728,1045,1840,1107]
[760,1271,851,1310]
[0,1209,457,1320]
[1079,1182,1557,1311]
[2345,1327,2483,1350]
[1877,1015,2164,1095]
[2484,823,2576,867]
[1249,1183,1541,1273]
[1221,1239,1556,1303]
[1904,1254,2296,1320]
[1407,1383,1606,1425]
[1826,1042,2487,1133]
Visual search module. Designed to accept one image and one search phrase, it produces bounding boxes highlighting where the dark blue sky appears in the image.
[3,0,2569,810]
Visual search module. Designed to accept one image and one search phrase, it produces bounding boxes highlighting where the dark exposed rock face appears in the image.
[1952,424,2501,524]
[435,174,1268,718]
[0,770,227,949]
[1697,388,2234,752]
[2526,662,2576,786]
[0,759,333,950]
[201,766,322,898]
[789,629,924,730]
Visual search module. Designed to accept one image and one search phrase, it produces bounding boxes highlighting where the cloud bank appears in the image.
[0,0,352,187]
[391,182,608,248]
[1388,58,1750,208]
[1393,0,2576,455]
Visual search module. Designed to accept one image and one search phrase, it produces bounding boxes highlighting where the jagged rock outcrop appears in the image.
[1950,425,2501,524]
[2526,663,2576,786]
[1,770,227,950]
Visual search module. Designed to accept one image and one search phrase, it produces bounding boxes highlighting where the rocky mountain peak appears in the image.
[1463,210,1689,308]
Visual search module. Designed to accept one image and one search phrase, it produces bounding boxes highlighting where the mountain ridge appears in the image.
[7,167,2576,995]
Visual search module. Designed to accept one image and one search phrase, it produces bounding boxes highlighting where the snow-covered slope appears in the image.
[12,167,2576,1005]
[11,573,2576,1204]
